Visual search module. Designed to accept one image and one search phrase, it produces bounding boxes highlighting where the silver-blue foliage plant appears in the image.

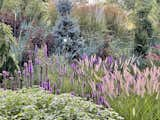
[53,0,83,60]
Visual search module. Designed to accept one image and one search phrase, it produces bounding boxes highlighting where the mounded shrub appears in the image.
[0,88,124,120]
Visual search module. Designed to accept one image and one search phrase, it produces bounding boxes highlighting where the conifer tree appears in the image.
[0,22,18,75]
[53,0,83,60]
[134,1,153,57]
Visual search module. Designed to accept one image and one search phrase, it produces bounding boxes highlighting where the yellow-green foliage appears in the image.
[149,0,160,35]
[0,88,124,120]
[0,22,16,67]
[44,0,58,26]
[72,4,106,32]
[103,3,128,36]
[109,95,160,120]
[0,0,57,26]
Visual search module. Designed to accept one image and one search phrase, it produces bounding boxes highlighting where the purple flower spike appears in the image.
[86,94,91,100]
[35,58,41,65]
[96,83,103,92]
[56,89,60,94]
[2,71,7,78]
[107,56,113,64]
[71,63,77,70]
[53,83,57,90]
[47,81,50,90]
[92,92,97,98]
[28,60,34,73]
[49,87,53,93]
[81,53,88,60]
[98,96,110,108]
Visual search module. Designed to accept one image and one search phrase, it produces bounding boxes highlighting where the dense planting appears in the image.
[0,0,160,119]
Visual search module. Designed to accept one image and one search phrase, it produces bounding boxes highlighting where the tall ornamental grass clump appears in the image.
[37,54,160,120]
[109,94,160,120]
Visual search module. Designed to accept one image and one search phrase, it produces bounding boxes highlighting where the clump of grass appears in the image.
[109,94,160,120]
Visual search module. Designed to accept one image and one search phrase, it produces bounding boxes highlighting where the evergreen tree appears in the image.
[0,22,18,75]
[53,0,83,60]
[134,1,153,57]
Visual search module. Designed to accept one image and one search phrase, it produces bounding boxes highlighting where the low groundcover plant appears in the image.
[0,88,124,120]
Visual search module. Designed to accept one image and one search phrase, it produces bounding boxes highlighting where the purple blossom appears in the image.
[95,57,102,71]
[53,83,57,90]
[18,70,21,74]
[17,70,21,78]
[96,83,103,93]
[2,71,7,78]
[97,96,110,108]
[93,58,99,65]
[81,53,88,60]
[40,80,51,91]
[71,91,75,96]
[90,56,98,65]
[86,94,91,100]
[28,60,34,73]
[91,92,97,98]
[49,87,53,93]
[56,89,60,94]
[35,58,41,65]
[107,56,113,64]
[71,63,77,70]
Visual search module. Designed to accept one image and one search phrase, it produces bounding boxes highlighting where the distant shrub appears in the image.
[0,11,22,37]
[45,33,55,56]
[29,27,45,49]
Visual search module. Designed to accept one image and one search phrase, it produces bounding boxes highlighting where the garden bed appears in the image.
[0,88,123,120]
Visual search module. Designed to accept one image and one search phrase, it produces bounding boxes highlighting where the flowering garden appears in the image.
[0,0,160,120]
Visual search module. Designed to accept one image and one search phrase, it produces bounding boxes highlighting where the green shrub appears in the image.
[0,88,124,120]
[0,22,18,74]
